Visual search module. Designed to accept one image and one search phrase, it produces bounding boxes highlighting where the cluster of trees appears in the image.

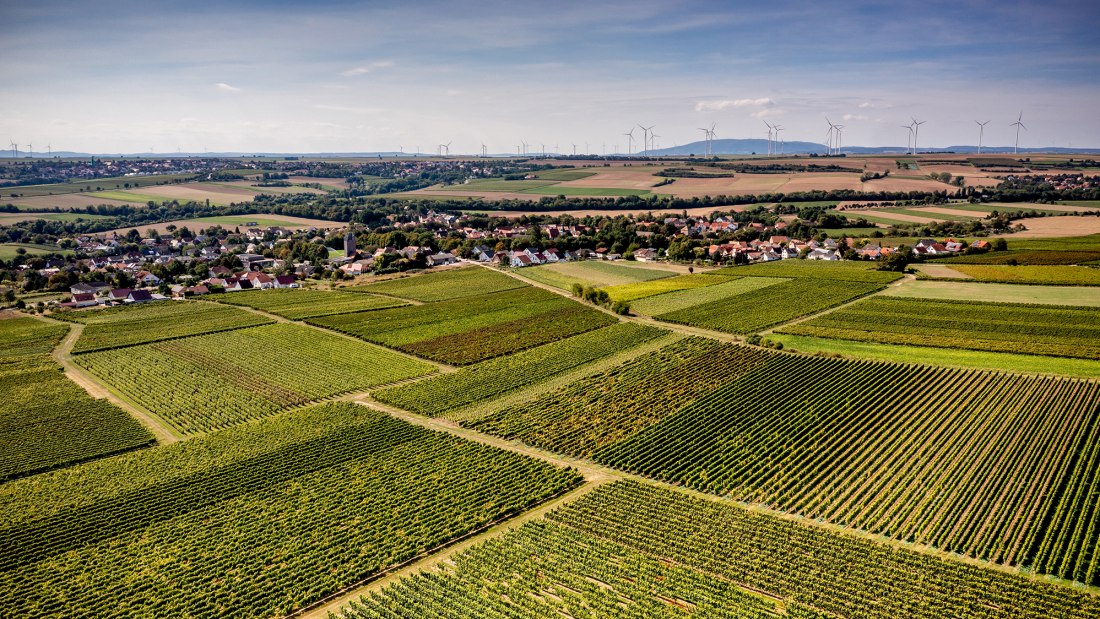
[570,283,629,315]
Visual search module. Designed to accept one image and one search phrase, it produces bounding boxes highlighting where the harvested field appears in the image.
[4,193,141,210]
[104,214,342,236]
[998,216,1100,238]
[913,264,972,279]
[861,176,953,193]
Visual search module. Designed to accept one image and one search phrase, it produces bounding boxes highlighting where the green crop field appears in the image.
[0,317,154,482]
[56,301,273,353]
[532,168,597,181]
[472,344,1100,586]
[214,288,406,320]
[0,173,198,197]
[75,323,436,434]
[309,287,617,365]
[1011,234,1100,251]
[374,323,666,416]
[0,402,580,619]
[521,260,674,291]
[520,186,651,196]
[780,297,1100,359]
[629,275,786,315]
[349,266,526,302]
[881,207,979,221]
[941,264,1100,286]
[601,272,734,303]
[85,190,167,203]
[339,481,1100,619]
[437,179,558,191]
[0,242,70,260]
[656,278,883,334]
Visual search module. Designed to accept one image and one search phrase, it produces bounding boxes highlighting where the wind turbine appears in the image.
[399,145,404,156]
[697,127,710,156]
[8,139,16,158]
[1010,112,1027,154]
[47,144,51,157]
[651,132,661,151]
[481,143,487,157]
[901,125,913,154]
[27,142,32,158]
[834,126,844,154]
[708,123,716,156]
[825,118,837,155]
[974,121,990,154]
[773,125,784,154]
[585,143,589,155]
[572,143,577,156]
[763,121,774,155]
[911,118,925,155]
[638,124,655,154]
[623,128,635,155]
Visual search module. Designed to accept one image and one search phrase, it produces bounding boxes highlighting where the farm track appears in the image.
[47,320,182,444]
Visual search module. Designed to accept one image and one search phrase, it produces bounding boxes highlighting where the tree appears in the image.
[877,247,911,272]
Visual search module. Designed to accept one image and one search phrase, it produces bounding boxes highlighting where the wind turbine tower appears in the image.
[773,125,784,154]
[974,121,990,154]
[623,128,635,155]
[763,121,774,155]
[1010,112,1027,154]
[572,143,577,156]
[911,118,926,155]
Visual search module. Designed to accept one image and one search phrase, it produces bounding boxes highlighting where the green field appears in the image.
[779,296,1100,359]
[0,173,197,197]
[820,226,883,237]
[882,279,1100,306]
[0,317,154,482]
[437,179,558,192]
[0,243,70,260]
[374,322,666,416]
[0,402,580,619]
[214,288,406,320]
[349,266,526,302]
[309,287,617,365]
[880,207,979,221]
[531,168,597,181]
[520,260,674,291]
[340,481,1100,619]
[630,275,786,315]
[56,301,273,353]
[520,186,651,196]
[85,190,168,203]
[933,249,1100,265]
[76,323,436,434]
[769,333,1100,378]
[0,212,111,223]
[1010,233,1100,251]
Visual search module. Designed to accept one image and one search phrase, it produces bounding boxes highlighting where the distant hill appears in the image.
[643,140,1100,156]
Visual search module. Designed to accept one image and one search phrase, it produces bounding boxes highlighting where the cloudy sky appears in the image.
[2,0,1098,154]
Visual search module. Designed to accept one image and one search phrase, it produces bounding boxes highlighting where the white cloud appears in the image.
[340,61,395,77]
[695,97,774,112]
[215,82,241,93]
[858,101,892,109]
[843,113,869,121]
[751,108,783,119]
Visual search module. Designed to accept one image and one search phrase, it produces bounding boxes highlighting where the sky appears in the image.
[2,0,1099,154]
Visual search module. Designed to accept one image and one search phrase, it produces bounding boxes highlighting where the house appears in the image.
[971,240,991,251]
[71,292,98,307]
[243,271,275,289]
[471,245,494,262]
[224,278,254,292]
[634,248,659,262]
[108,288,132,302]
[427,252,458,266]
[807,248,841,261]
[127,289,154,302]
[70,283,97,296]
[510,253,535,268]
[274,275,298,289]
[135,270,161,286]
[208,265,232,278]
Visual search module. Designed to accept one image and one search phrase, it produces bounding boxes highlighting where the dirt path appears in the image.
[49,321,182,444]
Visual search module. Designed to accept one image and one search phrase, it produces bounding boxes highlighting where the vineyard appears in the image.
[934,249,1100,266]
[630,276,787,316]
[655,278,883,334]
[592,355,1100,585]
[0,402,581,619]
[779,297,1100,359]
[713,260,905,284]
[339,482,1100,618]
[0,317,154,482]
[213,288,406,319]
[520,261,675,291]
[940,264,1100,286]
[75,323,436,434]
[349,266,527,301]
[469,339,773,456]
[56,301,273,353]
[601,273,733,303]
[374,323,667,416]
[309,287,617,365]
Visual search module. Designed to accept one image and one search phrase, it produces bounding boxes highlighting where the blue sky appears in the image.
[2,0,1098,153]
